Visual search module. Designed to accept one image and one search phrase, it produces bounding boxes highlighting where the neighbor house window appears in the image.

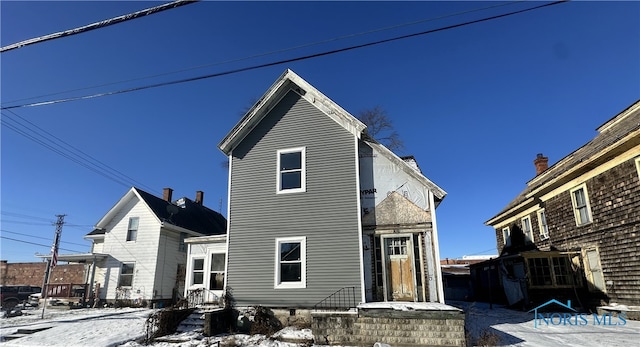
[526,255,581,288]
[277,147,306,193]
[570,184,592,226]
[126,217,139,241]
[521,216,533,243]
[635,157,640,180]
[537,209,549,240]
[209,253,225,290]
[275,237,306,289]
[502,227,511,247]
[192,258,204,285]
[119,263,135,287]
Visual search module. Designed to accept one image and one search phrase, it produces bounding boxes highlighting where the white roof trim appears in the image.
[95,187,161,229]
[218,69,367,155]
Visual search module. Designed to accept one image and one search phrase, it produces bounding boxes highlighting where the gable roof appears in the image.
[486,99,640,226]
[218,68,446,203]
[218,69,367,155]
[88,187,226,237]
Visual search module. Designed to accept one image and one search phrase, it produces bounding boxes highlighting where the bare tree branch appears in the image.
[357,106,404,152]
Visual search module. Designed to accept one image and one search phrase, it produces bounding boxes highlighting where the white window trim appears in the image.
[521,216,534,243]
[276,147,306,194]
[570,183,593,226]
[118,262,135,288]
[274,236,306,289]
[208,251,226,291]
[126,217,139,242]
[635,157,640,180]
[189,257,206,287]
[502,227,511,247]
[537,209,550,240]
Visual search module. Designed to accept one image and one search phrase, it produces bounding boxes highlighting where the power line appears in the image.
[0,0,198,53]
[3,1,525,105]
[0,0,569,111]
[0,235,83,253]
[1,109,159,194]
[1,229,89,248]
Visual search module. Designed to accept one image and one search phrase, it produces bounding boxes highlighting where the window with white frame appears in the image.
[277,147,306,193]
[275,237,306,289]
[570,184,592,226]
[191,258,205,285]
[521,216,534,243]
[209,253,225,290]
[502,227,511,247]
[635,157,640,180]
[537,209,549,240]
[126,217,139,241]
[118,263,135,287]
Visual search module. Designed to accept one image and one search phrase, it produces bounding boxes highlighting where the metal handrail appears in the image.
[313,286,358,311]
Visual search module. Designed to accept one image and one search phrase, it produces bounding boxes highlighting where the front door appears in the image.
[383,236,416,301]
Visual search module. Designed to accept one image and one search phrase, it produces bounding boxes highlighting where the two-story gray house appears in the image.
[217,69,447,309]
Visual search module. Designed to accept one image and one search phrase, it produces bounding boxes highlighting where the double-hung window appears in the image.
[537,209,549,240]
[502,227,511,247]
[119,263,135,287]
[192,258,204,285]
[277,147,306,193]
[126,217,139,241]
[521,216,534,243]
[209,253,225,290]
[570,184,592,226]
[275,237,306,289]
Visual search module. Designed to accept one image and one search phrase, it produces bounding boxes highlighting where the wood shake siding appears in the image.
[541,158,640,305]
[227,90,362,307]
[494,157,640,305]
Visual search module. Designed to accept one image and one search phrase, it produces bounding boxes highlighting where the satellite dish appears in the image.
[166,204,179,215]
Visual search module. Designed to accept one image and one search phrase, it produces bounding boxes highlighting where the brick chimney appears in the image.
[162,188,173,202]
[534,154,549,176]
[195,191,204,205]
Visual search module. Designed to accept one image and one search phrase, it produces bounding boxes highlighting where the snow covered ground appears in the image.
[1,302,639,346]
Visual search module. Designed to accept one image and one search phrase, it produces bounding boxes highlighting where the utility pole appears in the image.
[41,214,65,319]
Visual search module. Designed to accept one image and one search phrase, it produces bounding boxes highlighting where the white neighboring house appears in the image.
[84,187,226,306]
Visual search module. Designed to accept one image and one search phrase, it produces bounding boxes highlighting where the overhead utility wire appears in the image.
[1,229,88,248]
[1,112,133,189]
[0,0,198,53]
[1,109,159,193]
[1,1,568,111]
[0,236,83,253]
[3,0,524,105]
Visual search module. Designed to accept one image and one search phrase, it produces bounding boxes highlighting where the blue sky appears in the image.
[1,1,639,263]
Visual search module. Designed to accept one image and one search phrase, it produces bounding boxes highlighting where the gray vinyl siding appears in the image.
[227,90,362,308]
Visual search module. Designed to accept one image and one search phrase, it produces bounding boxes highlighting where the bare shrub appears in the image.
[250,306,283,336]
